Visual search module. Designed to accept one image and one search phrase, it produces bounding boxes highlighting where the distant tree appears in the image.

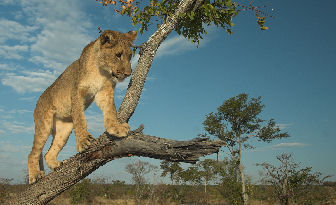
[257,153,331,205]
[69,179,92,204]
[160,161,183,185]
[177,158,252,204]
[178,159,217,193]
[214,157,247,204]
[126,160,157,202]
[201,93,289,205]
[196,159,217,193]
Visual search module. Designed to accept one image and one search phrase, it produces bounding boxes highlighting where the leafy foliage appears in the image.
[96,0,273,45]
[175,0,238,44]
[202,93,289,154]
[160,158,252,204]
[69,179,92,204]
[160,161,183,185]
[257,153,332,205]
[214,158,246,204]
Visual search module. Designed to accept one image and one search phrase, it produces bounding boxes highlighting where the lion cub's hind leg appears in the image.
[45,119,73,170]
[28,108,54,184]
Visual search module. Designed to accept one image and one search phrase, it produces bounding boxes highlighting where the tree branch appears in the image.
[118,0,198,123]
[5,125,223,204]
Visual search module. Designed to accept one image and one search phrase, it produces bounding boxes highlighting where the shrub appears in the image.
[69,178,92,204]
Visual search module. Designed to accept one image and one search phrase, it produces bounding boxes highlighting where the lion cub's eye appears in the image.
[116,52,122,59]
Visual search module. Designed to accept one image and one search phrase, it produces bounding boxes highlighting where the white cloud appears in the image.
[21,0,93,72]
[129,35,207,70]
[116,77,131,91]
[277,123,293,130]
[0,19,36,43]
[85,110,105,134]
[8,109,32,114]
[116,94,124,100]
[1,0,94,93]
[0,141,31,153]
[0,45,28,59]
[2,121,34,134]
[272,142,308,149]
[156,35,207,57]
[248,142,309,152]
[0,0,15,5]
[2,69,57,93]
[0,63,16,71]
[19,96,36,101]
[57,145,76,159]
[30,56,66,71]
[130,53,140,68]
[29,21,91,71]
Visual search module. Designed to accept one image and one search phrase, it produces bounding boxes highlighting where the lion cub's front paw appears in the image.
[29,170,45,184]
[77,134,95,152]
[107,122,130,137]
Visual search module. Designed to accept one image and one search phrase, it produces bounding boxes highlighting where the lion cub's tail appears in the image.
[38,152,44,172]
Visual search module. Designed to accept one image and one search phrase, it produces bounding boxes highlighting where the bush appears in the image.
[69,179,92,204]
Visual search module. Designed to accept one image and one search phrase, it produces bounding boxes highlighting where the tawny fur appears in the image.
[28,30,137,184]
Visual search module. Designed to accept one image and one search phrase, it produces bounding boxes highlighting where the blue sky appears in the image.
[0,0,335,184]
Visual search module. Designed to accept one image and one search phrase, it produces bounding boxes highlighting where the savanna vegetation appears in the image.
[1,157,335,205]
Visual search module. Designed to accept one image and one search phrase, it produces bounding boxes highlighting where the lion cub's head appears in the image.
[97,30,137,82]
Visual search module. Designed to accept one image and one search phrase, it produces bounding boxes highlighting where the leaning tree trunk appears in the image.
[118,0,201,123]
[3,0,210,204]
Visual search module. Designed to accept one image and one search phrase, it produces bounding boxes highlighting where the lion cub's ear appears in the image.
[125,31,137,42]
[100,33,118,47]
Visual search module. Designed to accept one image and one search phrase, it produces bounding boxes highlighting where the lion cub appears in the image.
[28,30,137,184]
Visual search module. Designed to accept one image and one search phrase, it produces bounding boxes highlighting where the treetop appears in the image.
[202,93,289,147]
[96,0,272,45]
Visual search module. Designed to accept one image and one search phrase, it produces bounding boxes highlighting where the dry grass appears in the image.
[1,182,335,205]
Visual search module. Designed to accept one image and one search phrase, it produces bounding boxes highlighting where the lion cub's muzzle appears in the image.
[113,67,132,82]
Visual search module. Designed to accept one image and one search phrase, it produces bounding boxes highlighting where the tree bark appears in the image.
[5,125,223,204]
